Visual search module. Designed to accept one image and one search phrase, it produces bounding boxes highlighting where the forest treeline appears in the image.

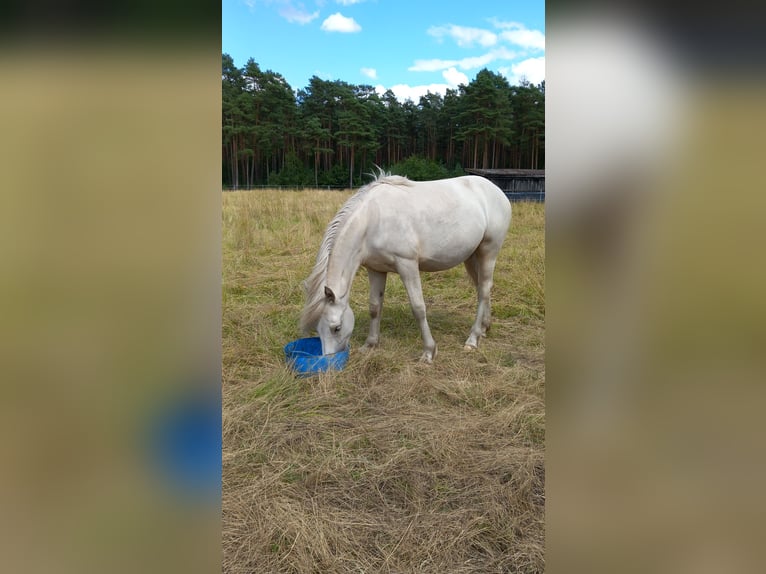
[222,53,545,188]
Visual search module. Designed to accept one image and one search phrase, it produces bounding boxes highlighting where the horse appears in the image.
[300,172,512,363]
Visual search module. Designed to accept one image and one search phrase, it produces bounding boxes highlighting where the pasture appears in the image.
[222,188,545,573]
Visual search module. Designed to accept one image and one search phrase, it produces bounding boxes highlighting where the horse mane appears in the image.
[299,169,414,333]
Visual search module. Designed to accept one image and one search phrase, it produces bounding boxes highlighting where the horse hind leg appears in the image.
[464,254,491,335]
[464,248,499,350]
[463,254,479,288]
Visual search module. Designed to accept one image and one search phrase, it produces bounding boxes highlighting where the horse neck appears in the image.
[325,213,365,300]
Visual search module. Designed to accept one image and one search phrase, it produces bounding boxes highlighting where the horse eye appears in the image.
[333,325,341,333]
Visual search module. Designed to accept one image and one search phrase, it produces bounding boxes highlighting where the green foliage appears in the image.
[317,163,350,188]
[390,155,450,181]
[272,152,311,187]
[222,54,545,187]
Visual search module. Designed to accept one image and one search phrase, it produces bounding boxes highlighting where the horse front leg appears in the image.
[396,260,437,363]
[362,269,387,351]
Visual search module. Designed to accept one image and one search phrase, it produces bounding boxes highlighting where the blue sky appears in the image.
[222,0,545,101]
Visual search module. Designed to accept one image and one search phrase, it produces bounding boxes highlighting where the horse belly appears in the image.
[418,236,482,271]
[363,227,480,273]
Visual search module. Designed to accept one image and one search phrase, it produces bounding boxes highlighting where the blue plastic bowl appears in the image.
[283,337,350,376]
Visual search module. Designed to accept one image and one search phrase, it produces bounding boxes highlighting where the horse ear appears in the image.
[324,286,336,303]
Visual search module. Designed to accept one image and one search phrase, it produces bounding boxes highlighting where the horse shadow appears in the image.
[352,302,476,348]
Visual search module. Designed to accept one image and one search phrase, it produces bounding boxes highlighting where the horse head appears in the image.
[317,286,355,355]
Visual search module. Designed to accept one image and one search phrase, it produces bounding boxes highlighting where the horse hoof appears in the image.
[463,344,477,352]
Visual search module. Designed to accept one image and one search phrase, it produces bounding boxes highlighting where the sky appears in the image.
[222,0,545,101]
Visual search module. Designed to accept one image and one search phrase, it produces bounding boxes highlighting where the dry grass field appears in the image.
[222,188,545,573]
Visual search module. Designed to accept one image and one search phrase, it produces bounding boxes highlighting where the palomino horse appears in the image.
[300,173,511,363]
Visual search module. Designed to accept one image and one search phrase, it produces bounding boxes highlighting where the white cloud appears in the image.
[442,66,468,87]
[493,21,545,51]
[336,0,364,5]
[425,21,544,51]
[409,58,459,72]
[428,24,497,48]
[376,83,454,102]
[321,12,362,33]
[500,56,545,86]
[500,29,545,51]
[279,4,319,25]
[360,67,377,79]
[409,47,516,72]
[247,0,320,24]
[458,50,509,70]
